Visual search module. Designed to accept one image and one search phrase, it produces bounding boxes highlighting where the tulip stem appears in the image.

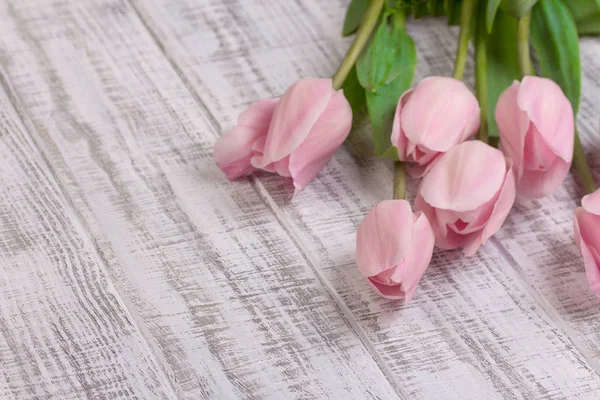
[393,161,406,200]
[474,2,489,144]
[517,14,535,77]
[452,0,475,80]
[574,130,597,194]
[331,0,385,90]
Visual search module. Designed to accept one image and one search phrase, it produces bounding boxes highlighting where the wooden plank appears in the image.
[0,71,175,399]
[129,0,600,397]
[0,1,401,398]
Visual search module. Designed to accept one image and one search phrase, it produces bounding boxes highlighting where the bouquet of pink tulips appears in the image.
[215,0,600,302]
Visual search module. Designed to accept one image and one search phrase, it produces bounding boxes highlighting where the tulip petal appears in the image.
[517,156,570,200]
[396,212,435,302]
[356,200,414,278]
[496,81,530,178]
[367,278,406,300]
[259,78,333,166]
[214,99,278,180]
[414,193,468,250]
[288,90,352,194]
[400,77,480,152]
[582,189,600,216]
[419,141,506,212]
[517,76,574,163]
[574,208,600,296]
[391,90,413,160]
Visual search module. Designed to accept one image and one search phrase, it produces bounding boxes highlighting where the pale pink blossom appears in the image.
[215,78,352,194]
[356,200,435,302]
[415,140,516,256]
[391,77,480,178]
[496,76,574,199]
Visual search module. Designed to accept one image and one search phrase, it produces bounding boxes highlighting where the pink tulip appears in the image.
[356,200,435,302]
[574,189,600,296]
[391,77,480,178]
[414,141,516,256]
[215,78,352,194]
[495,76,574,199]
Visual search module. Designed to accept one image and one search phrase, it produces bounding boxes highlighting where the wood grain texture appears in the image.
[129,0,600,398]
[0,0,401,399]
[0,68,175,399]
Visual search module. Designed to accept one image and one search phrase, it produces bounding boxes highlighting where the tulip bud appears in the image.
[215,78,352,194]
[391,77,480,178]
[415,141,516,256]
[252,78,352,194]
[356,200,435,302]
[574,189,600,296]
[495,76,574,199]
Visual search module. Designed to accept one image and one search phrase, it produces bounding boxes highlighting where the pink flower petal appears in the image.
[496,81,530,179]
[400,77,480,152]
[288,89,352,194]
[214,99,278,180]
[517,156,571,200]
[397,212,435,302]
[582,189,600,216]
[574,208,600,296]
[356,200,414,278]
[419,141,506,212]
[517,76,574,163]
[259,78,334,166]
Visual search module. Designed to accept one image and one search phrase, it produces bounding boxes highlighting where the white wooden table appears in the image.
[1,0,599,398]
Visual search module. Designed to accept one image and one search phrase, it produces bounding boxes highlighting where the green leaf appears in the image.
[561,0,600,35]
[445,0,462,25]
[343,0,369,37]
[531,0,581,113]
[485,9,521,137]
[356,19,416,92]
[500,0,539,18]
[486,0,502,32]
[362,31,417,157]
[342,66,367,114]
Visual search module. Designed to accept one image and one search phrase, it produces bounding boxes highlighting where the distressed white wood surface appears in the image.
[0,66,176,399]
[0,0,600,399]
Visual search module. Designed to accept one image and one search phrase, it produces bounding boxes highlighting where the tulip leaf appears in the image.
[363,32,417,158]
[561,0,600,36]
[343,0,369,36]
[500,0,539,18]
[485,9,521,137]
[342,66,367,114]
[356,18,416,92]
[445,0,462,25]
[486,0,502,32]
[531,0,581,113]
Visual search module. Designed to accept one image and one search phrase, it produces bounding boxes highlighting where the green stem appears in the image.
[573,130,597,194]
[452,0,476,80]
[332,0,385,90]
[474,3,489,144]
[517,14,534,76]
[393,161,406,200]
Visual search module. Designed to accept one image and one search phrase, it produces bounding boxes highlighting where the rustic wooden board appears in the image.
[130,0,600,398]
[0,0,401,399]
[0,69,175,399]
